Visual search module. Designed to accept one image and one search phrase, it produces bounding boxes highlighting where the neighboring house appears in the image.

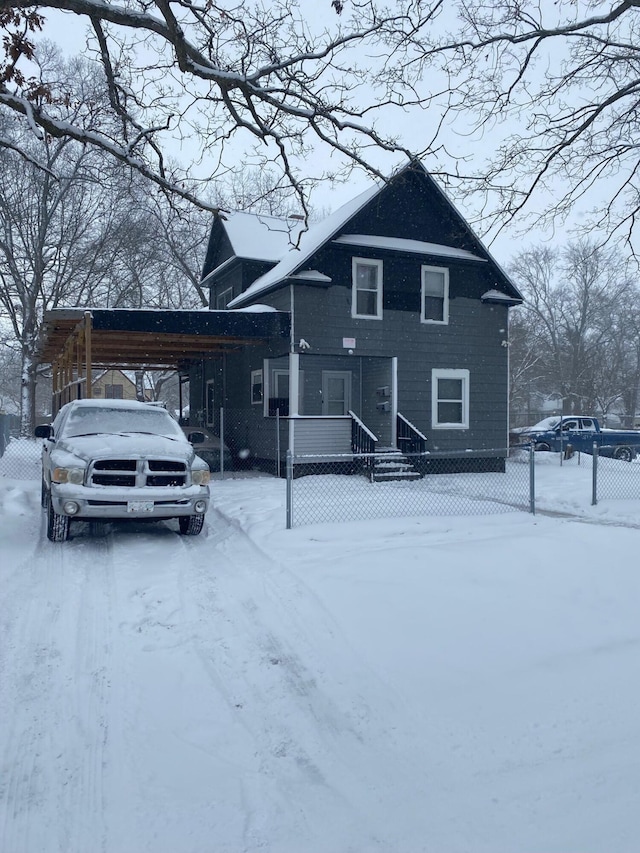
[189,160,523,470]
[91,369,150,401]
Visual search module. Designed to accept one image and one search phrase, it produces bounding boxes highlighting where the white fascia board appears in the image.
[334,234,486,262]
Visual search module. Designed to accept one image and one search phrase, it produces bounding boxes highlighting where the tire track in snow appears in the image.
[0,498,69,853]
[177,509,433,850]
[0,515,115,853]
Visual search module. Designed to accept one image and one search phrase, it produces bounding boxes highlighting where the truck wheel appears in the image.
[614,445,634,462]
[179,514,205,536]
[534,442,551,452]
[47,499,70,542]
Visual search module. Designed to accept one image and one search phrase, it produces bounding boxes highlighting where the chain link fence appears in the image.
[286,448,535,528]
[592,444,640,503]
[0,437,42,480]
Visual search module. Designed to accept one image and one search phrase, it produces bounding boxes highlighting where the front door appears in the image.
[322,371,352,415]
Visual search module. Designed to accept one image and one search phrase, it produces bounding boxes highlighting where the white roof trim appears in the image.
[481,289,521,304]
[200,256,235,285]
[290,270,332,282]
[334,234,485,261]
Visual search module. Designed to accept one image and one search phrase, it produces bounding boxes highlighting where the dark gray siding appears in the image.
[290,274,510,451]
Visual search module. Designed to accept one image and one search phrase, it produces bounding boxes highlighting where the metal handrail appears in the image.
[397,412,427,454]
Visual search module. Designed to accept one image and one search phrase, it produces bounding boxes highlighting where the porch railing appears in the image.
[349,410,378,454]
[397,412,428,454]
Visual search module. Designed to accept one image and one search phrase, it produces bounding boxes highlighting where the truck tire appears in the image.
[534,442,551,452]
[179,514,205,536]
[613,445,634,462]
[47,498,70,542]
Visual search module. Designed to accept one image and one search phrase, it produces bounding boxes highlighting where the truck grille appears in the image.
[90,459,187,487]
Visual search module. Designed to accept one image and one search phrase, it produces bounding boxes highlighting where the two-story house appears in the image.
[188,160,523,471]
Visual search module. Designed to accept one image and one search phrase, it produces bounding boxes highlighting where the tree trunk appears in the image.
[20,348,37,437]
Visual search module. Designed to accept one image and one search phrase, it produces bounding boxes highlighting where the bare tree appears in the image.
[0,0,444,216]
[398,1,640,250]
[509,241,636,419]
[0,49,176,433]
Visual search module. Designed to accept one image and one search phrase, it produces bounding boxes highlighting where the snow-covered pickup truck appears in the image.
[35,399,210,541]
[510,415,640,462]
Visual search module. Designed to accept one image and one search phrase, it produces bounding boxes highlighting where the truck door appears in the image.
[557,419,579,452]
[578,418,597,452]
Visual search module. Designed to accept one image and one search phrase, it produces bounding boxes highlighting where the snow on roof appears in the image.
[334,234,485,261]
[235,303,278,313]
[481,289,522,304]
[228,181,382,307]
[290,270,332,283]
[222,211,306,263]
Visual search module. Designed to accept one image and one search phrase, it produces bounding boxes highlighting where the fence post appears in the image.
[276,409,281,478]
[529,440,536,515]
[286,448,293,529]
[219,406,225,478]
[592,442,598,506]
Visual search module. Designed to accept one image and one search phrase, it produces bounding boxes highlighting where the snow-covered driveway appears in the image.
[1,483,438,852]
[2,467,640,852]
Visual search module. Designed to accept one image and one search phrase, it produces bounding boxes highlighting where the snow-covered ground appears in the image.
[1,450,640,852]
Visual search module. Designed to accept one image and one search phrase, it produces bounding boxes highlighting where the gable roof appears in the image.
[221,211,306,263]
[227,181,381,307]
[221,161,522,308]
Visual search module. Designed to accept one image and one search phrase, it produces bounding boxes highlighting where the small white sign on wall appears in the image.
[342,337,356,349]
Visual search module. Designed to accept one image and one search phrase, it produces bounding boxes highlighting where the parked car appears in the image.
[180,426,233,472]
[35,399,211,541]
[510,415,640,461]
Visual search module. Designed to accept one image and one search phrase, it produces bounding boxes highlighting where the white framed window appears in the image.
[205,379,215,427]
[432,369,469,429]
[268,369,304,416]
[251,369,263,405]
[351,257,383,319]
[421,265,449,324]
[216,286,233,309]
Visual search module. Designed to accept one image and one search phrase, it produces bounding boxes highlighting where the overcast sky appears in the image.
[35,4,591,265]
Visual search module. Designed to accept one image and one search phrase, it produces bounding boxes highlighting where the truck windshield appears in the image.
[62,406,184,440]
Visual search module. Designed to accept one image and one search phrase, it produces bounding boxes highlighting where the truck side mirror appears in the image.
[187,431,205,444]
[34,424,52,439]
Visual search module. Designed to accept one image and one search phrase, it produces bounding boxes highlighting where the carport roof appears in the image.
[37,307,290,369]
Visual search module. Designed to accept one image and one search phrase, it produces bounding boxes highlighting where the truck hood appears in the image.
[55,433,196,464]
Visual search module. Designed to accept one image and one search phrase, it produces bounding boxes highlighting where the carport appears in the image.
[37,308,290,414]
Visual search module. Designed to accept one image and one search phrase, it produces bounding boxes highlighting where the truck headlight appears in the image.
[52,467,85,484]
[191,468,210,486]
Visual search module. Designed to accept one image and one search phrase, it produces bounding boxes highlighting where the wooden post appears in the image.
[84,311,92,399]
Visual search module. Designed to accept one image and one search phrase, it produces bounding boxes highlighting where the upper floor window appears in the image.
[432,368,469,429]
[421,265,449,324]
[105,384,124,399]
[352,258,383,320]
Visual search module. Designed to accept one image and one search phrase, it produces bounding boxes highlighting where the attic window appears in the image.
[351,258,383,320]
